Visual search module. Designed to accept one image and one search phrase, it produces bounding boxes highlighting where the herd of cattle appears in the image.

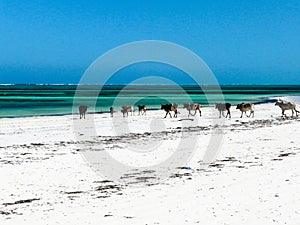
[79,100,299,119]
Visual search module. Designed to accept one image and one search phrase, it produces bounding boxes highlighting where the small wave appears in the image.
[267,96,300,103]
[282,96,300,103]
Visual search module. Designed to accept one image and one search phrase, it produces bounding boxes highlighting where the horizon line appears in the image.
[1,83,300,86]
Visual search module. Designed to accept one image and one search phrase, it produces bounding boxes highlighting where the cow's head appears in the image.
[275,100,282,106]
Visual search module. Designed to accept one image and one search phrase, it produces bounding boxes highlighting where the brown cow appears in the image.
[236,103,254,118]
[275,100,299,117]
[183,103,201,117]
[79,105,88,119]
[121,105,134,117]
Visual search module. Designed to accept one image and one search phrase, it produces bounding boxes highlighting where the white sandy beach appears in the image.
[0,102,300,225]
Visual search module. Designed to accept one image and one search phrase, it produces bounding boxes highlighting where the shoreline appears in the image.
[1,95,299,119]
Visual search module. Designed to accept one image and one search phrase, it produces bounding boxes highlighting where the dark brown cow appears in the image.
[161,103,178,118]
[110,107,114,117]
[138,105,147,115]
[79,105,88,119]
[215,103,231,118]
[121,108,128,117]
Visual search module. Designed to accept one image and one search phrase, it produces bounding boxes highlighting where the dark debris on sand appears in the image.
[3,198,40,206]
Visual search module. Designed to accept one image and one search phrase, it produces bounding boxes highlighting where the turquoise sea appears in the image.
[0,85,300,118]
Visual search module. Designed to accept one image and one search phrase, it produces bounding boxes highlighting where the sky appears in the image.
[0,0,300,84]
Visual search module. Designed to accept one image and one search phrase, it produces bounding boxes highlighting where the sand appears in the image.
[0,102,300,225]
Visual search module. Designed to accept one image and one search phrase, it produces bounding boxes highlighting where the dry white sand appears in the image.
[0,102,300,225]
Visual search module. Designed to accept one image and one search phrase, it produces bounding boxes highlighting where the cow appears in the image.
[79,105,88,119]
[110,107,114,117]
[161,103,178,118]
[183,103,202,117]
[121,105,134,117]
[138,105,147,115]
[215,103,231,118]
[236,103,254,118]
[275,100,299,117]
[121,108,128,117]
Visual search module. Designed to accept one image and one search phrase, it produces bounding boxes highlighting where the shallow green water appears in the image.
[0,85,300,118]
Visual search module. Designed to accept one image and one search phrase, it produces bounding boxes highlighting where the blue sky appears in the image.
[0,0,300,84]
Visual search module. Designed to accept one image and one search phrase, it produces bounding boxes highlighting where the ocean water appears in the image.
[0,85,300,118]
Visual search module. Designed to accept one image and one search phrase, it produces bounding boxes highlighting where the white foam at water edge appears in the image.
[268,96,300,103]
[282,96,300,103]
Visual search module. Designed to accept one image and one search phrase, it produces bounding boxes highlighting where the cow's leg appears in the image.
[199,109,202,117]
[251,110,254,118]
[164,112,168,118]
[240,111,243,118]
[282,109,285,117]
[292,109,294,117]
[245,111,250,117]
[169,112,172,118]
[222,111,225,117]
